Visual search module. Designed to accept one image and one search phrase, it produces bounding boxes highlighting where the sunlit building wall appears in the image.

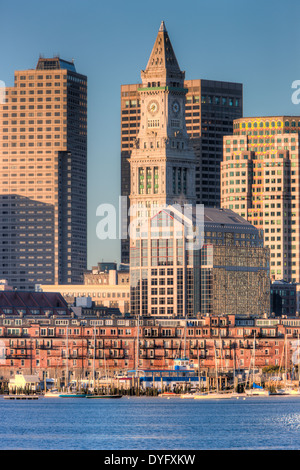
[221,116,300,283]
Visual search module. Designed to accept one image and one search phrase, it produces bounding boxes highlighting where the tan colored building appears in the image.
[84,262,129,286]
[39,283,130,314]
[39,267,130,314]
[221,116,300,283]
[0,57,87,290]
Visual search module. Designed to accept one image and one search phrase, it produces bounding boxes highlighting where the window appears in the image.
[147,119,159,128]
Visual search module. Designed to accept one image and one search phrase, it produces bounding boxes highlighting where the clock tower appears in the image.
[129,22,199,319]
[129,21,196,227]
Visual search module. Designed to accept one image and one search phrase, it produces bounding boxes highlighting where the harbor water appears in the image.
[1,395,300,450]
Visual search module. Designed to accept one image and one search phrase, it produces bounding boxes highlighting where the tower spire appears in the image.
[159,20,166,32]
[141,20,184,87]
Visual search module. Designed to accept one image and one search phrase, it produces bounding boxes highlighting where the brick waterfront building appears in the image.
[0,292,300,384]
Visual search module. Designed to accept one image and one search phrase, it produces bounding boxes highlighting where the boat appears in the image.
[81,328,123,400]
[57,327,87,398]
[269,333,290,396]
[180,393,195,399]
[269,389,290,396]
[286,389,300,396]
[244,333,269,396]
[192,340,234,400]
[159,392,178,398]
[276,388,300,396]
[44,388,87,398]
[59,393,87,398]
[86,394,122,399]
[270,334,300,396]
[44,389,61,398]
[245,383,270,396]
[245,390,270,396]
[193,392,233,400]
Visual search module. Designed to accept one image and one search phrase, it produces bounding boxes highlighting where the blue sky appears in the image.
[1,0,300,268]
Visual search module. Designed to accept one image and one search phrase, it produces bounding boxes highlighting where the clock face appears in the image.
[148,100,159,114]
[172,101,180,114]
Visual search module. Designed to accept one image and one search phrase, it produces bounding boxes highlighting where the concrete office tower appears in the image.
[221,116,300,283]
[121,52,242,263]
[0,57,87,290]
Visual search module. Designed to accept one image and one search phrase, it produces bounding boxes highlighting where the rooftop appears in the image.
[36,56,77,72]
[0,291,71,316]
[203,207,257,229]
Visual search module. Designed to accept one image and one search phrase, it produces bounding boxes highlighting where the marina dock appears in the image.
[4,395,39,400]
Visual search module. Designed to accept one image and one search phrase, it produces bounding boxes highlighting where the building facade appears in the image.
[39,265,130,314]
[0,57,87,290]
[221,116,300,283]
[127,23,267,319]
[130,206,201,318]
[128,21,196,213]
[1,308,300,383]
[121,36,242,263]
[128,22,203,318]
[201,208,270,316]
[270,280,297,317]
[130,205,270,318]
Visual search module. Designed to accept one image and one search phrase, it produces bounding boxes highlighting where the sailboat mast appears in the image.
[253,331,256,386]
[233,345,236,391]
[297,333,299,384]
[136,314,140,377]
[184,318,187,359]
[214,341,219,393]
[66,322,69,389]
[93,326,96,386]
[285,333,287,386]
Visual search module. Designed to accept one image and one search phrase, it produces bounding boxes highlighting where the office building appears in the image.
[130,206,201,317]
[221,116,300,283]
[0,57,87,289]
[130,204,270,317]
[201,207,270,316]
[270,280,297,317]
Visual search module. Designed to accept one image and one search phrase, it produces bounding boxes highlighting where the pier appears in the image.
[4,395,39,400]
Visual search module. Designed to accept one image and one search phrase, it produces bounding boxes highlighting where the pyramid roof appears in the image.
[142,21,184,83]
